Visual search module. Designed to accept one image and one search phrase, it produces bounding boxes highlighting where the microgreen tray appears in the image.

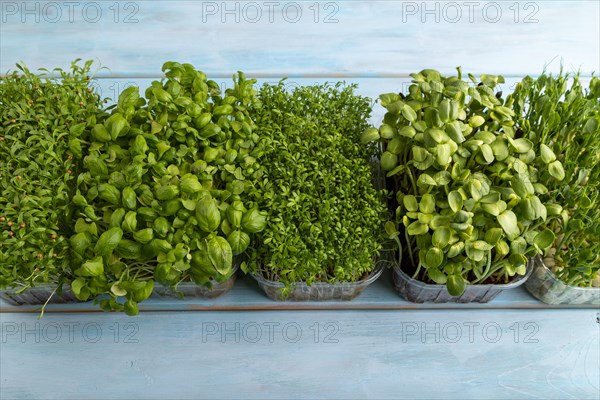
[525,256,600,305]
[393,258,533,303]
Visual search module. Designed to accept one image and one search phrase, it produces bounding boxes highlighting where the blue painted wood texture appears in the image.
[1,309,599,399]
[2,1,600,399]
[1,1,598,77]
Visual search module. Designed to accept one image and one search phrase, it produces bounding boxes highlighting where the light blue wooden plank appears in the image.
[1,1,598,76]
[2,270,597,313]
[1,309,598,399]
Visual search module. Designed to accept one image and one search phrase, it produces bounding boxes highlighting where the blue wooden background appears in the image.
[1,1,600,399]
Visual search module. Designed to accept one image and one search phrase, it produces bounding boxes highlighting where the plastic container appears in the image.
[525,256,600,305]
[0,285,78,306]
[252,264,384,301]
[393,258,533,303]
[152,263,239,299]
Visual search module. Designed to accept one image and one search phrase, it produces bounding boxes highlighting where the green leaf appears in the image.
[151,121,163,135]
[94,227,123,256]
[445,122,465,143]
[76,256,104,277]
[426,128,446,144]
[182,199,197,211]
[403,195,419,212]
[417,174,437,187]
[447,275,466,296]
[484,228,503,246]
[539,144,556,163]
[436,143,453,166]
[402,104,417,122]
[385,221,399,238]
[447,242,464,258]
[510,237,527,255]
[407,221,429,236]
[480,144,494,163]
[69,122,87,137]
[412,146,430,162]
[548,160,565,180]
[507,254,528,276]
[533,183,548,195]
[360,127,380,144]
[510,138,533,153]
[448,191,463,213]
[480,192,500,204]
[122,211,137,233]
[196,196,221,233]
[381,151,398,171]
[579,195,592,209]
[583,118,598,134]
[419,194,436,214]
[433,171,451,185]
[118,86,140,110]
[498,210,520,240]
[240,261,248,274]
[432,227,451,248]
[469,115,485,128]
[465,244,485,262]
[425,247,444,268]
[70,278,86,296]
[207,235,233,275]
[110,283,127,297]
[429,216,451,230]
[227,230,250,255]
[490,138,509,160]
[481,202,501,216]
[427,268,447,284]
[105,113,129,140]
[398,126,416,138]
[513,159,528,175]
[530,196,547,221]
[469,179,488,201]
[473,240,494,251]
[533,229,555,249]
[511,176,534,198]
[70,232,92,256]
[545,203,563,216]
[495,240,510,257]
[379,124,395,139]
[386,164,406,177]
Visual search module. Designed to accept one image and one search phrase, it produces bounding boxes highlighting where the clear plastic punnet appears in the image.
[525,256,600,305]
[393,256,533,303]
[253,264,384,301]
[152,263,239,299]
[1,285,78,305]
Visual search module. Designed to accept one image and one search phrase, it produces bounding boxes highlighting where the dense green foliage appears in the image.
[245,82,387,294]
[509,72,600,287]
[0,60,106,292]
[69,62,267,314]
[367,69,560,295]
[2,59,597,312]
